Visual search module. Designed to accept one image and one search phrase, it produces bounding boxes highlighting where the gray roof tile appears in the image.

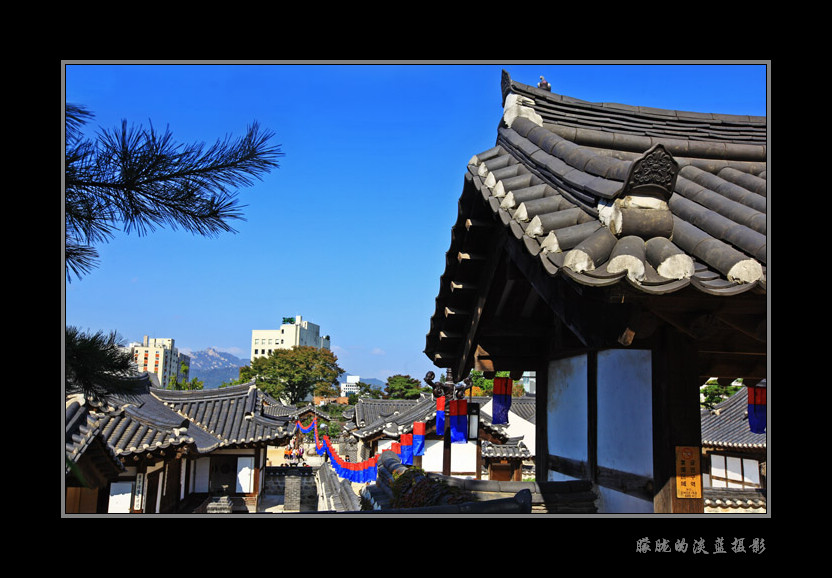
[349,395,512,441]
[65,395,124,475]
[700,385,767,450]
[426,70,766,367]
[76,377,293,460]
[444,70,766,300]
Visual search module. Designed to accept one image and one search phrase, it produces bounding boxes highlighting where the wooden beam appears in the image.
[504,237,632,348]
[698,351,767,381]
[455,226,508,380]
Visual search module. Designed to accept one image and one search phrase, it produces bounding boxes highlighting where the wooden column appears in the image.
[442,397,451,476]
[651,326,705,513]
[587,351,598,488]
[535,360,549,481]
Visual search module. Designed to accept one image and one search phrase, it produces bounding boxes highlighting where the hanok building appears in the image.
[424,70,767,513]
[700,384,767,513]
[65,376,295,514]
[345,394,524,478]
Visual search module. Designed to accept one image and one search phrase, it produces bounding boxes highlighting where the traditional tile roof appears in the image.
[289,405,332,424]
[490,70,766,294]
[700,384,767,450]
[482,437,531,460]
[426,70,766,365]
[153,382,294,449]
[502,395,535,424]
[65,394,124,479]
[347,394,510,440]
[703,487,766,512]
[71,376,294,462]
[348,395,439,439]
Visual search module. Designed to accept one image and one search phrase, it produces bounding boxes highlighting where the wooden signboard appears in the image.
[133,473,145,511]
[675,446,701,499]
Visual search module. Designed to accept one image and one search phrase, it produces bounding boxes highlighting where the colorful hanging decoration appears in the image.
[449,399,468,444]
[313,420,326,456]
[492,376,512,425]
[319,434,380,483]
[296,417,317,433]
[747,383,766,434]
[400,433,413,465]
[412,421,426,456]
[435,396,446,434]
[296,417,382,482]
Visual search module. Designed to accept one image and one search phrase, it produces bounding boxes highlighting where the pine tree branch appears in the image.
[65,106,284,281]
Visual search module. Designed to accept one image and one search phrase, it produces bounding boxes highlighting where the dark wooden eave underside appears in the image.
[425,175,766,382]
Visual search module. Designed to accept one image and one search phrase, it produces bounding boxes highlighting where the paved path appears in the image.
[258,451,327,513]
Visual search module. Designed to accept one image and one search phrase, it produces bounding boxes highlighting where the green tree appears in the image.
[700,377,742,409]
[385,374,431,400]
[65,104,283,282]
[466,370,523,396]
[167,361,204,390]
[357,381,383,399]
[242,346,343,405]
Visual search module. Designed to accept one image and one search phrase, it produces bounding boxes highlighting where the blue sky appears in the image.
[63,62,768,383]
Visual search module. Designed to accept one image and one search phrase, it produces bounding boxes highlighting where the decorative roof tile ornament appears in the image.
[590,144,689,282]
[625,144,679,201]
[424,69,767,372]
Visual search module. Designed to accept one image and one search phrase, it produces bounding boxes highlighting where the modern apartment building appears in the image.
[251,315,331,361]
[126,336,190,388]
[340,375,361,397]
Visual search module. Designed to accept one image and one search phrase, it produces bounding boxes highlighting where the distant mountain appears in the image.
[336,374,385,390]
[186,349,387,391]
[187,348,249,389]
[361,377,386,389]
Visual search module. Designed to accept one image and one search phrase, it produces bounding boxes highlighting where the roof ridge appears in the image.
[502,69,766,125]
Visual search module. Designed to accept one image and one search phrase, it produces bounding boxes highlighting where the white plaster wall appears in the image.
[422,439,444,472]
[596,349,653,478]
[481,398,536,450]
[193,457,210,492]
[546,355,588,463]
[421,438,477,474]
[451,440,477,473]
[545,350,655,513]
[377,438,394,453]
[598,487,654,513]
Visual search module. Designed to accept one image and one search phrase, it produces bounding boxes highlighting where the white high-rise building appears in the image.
[126,336,189,388]
[251,315,331,361]
[340,375,361,397]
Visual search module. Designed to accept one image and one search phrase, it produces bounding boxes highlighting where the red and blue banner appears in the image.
[449,399,468,444]
[747,384,766,434]
[412,421,426,456]
[313,418,327,455]
[303,419,380,482]
[435,396,446,434]
[400,433,413,465]
[492,377,512,425]
[320,434,380,483]
[296,417,316,433]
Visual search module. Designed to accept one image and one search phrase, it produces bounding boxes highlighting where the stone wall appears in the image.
[264,467,318,512]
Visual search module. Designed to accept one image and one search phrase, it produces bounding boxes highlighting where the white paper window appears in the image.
[108,481,133,513]
[743,458,760,485]
[236,456,254,493]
